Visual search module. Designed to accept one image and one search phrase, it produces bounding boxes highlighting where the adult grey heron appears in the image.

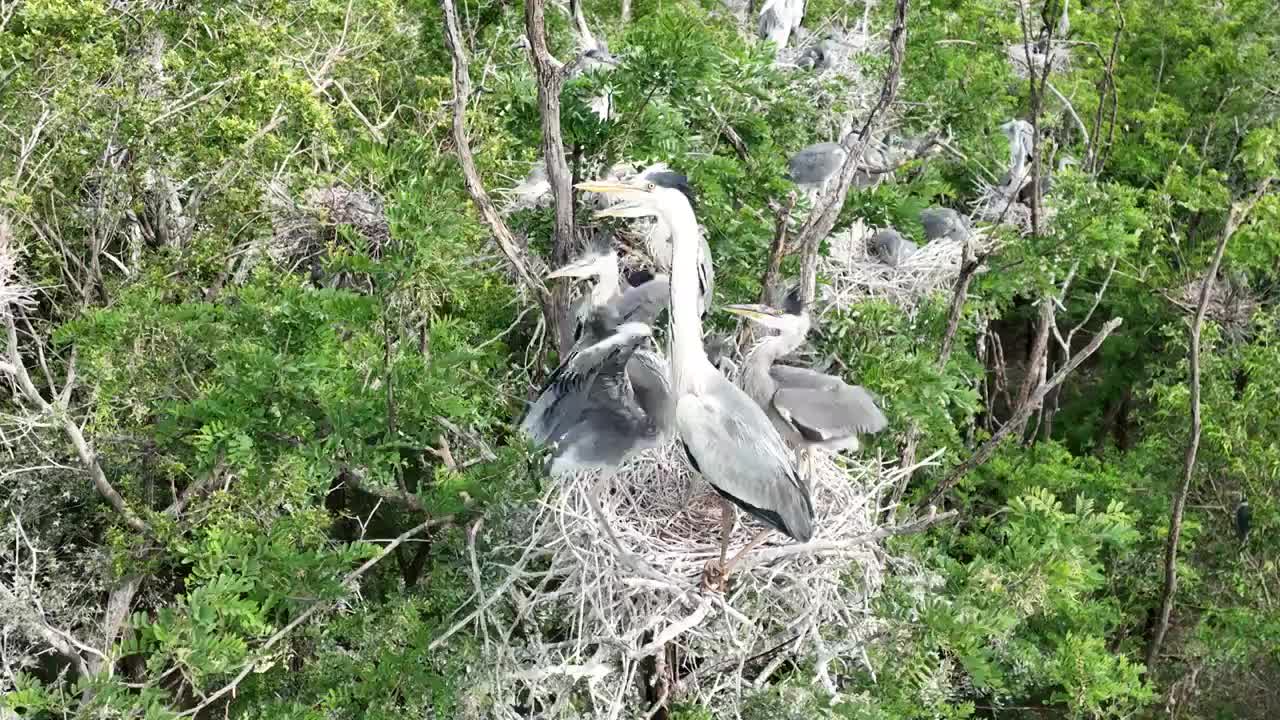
[999,119,1035,191]
[597,163,714,318]
[723,294,887,483]
[920,207,970,242]
[1235,493,1251,544]
[869,227,918,267]
[576,176,814,589]
[759,0,804,51]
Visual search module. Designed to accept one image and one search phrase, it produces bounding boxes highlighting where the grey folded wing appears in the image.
[771,384,888,443]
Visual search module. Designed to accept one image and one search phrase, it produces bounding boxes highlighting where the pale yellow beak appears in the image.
[575,180,655,219]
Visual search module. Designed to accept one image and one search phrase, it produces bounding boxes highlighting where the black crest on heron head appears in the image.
[625,268,656,287]
[783,284,806,315]
[647,170,697,212]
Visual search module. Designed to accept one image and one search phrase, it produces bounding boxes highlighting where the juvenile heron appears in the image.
[547,246,669,345]
[869,227,918,267]
[724,293,887,483]
[576,176,813,589]
[788,140,891,198]
[920,207,970,242]
[796,36,838,71]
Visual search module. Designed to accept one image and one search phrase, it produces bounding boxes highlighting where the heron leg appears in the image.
[717,496,735,567]
[588,471,625,553]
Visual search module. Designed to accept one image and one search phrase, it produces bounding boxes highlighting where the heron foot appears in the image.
[700,558,729,593]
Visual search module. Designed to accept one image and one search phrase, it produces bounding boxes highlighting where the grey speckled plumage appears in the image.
[869,228,918,267]
[919,207,970,242]
[787,142,845,188]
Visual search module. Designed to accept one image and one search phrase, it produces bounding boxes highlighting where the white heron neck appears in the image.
[666,199,709,394]
[592,259,620,306]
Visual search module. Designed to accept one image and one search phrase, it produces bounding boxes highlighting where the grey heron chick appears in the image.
[723,297,887,484]
[787,141,891,198]
[796,36,838,71]
[547,245,670,346]
[920,207,971,242]
[577,176,813,590]
[869,227,918,267]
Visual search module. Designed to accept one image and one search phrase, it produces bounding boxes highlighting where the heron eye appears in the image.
[646,182,655,191]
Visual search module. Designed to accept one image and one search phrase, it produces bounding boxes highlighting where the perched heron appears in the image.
[1017,154,1076,205]
[1235,493,1251,544]
[999,119,1036,191]
[869,227,918,267]
[920,207,970,242]
[759,0,805,51]
[724,292,887,483]
[577,176,814,589]
[547,245,669,346]
[598,163,715,318]
[788,140,891,198]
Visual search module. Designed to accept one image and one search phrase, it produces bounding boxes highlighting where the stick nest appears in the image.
[459,442,934,718]
[819,219,997,310]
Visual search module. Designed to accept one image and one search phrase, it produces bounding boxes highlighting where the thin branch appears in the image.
[525,0,578,355]
[178,516,451,717]
[918,317,1124,511]
[1146,177,1272,670]
[2,315,150,534]
[794,0,910,305]
[439,0,551,318]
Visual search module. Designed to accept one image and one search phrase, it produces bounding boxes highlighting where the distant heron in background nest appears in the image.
[869,227,918,267]
[919,206,971,242]
[577,176,814,591]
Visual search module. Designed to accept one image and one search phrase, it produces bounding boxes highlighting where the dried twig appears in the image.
[1146,177,1272,669]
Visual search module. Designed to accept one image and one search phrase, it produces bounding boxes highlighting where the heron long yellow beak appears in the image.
[722,303,785,322]
[575,179,655,219]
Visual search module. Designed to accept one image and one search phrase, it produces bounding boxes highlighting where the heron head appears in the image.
[576,177,688,220]
[722,303,808,333]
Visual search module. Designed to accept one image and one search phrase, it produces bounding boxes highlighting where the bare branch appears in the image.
[525,0,578,354]
[1147,177,1273,669]
[918,317,1124,511]
[2,315,150,534]
[439,0,552,323]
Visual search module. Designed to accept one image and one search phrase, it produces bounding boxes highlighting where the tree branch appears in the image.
[525,0,578,355]
[439,0,552,320]
[794,0,910,305]
[918,317,1124,511]
[1146,177,1273,670]
[2,315,150,535]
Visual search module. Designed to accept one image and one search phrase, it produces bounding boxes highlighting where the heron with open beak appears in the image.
[576,177,813,590]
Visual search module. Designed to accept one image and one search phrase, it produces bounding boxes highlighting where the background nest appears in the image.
[819,219,997,310]
[460,441,936,717]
